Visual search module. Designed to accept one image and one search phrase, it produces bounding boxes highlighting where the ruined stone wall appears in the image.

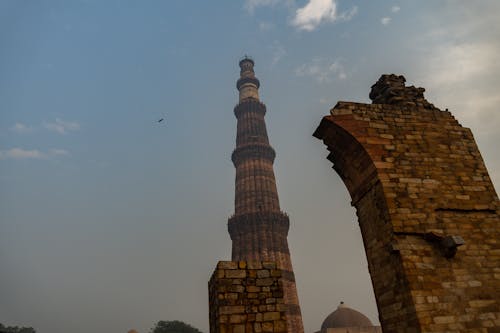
[209,261,288,333]
[314,76,499,332]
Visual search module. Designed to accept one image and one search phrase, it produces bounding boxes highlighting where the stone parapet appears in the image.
[231,144,276,167]
[234,99,267,119]
[228,212,289,237]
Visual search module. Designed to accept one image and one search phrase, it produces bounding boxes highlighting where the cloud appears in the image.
[10,123,33,134]
[381,17,391,25]
[270,41,286,66]
[259,21,274,31]
[380,5,399,26]
[49,148,70,156]
[292,0,336,31]
[295,58,347,82]
[244,0,282,13]
[44,118,80,135]
[424,42,497,88]
[244,0,356,31]
[319,98,331,104]
[338,5,358,21]
[0,147,70,160]
[416,41,500,128]
[292,0,357,31]
[0,148,46,160]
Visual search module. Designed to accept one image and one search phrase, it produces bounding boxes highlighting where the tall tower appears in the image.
[228,57,304,333]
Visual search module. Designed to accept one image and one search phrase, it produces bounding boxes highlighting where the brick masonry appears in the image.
[313,75,500,333]
[209,261,288,333]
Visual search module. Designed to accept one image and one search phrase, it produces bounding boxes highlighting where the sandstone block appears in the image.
[433,316,455,324]
[262,262,276,269]
[263,312,281,321]
[257,270,270,278]
[256,278,275,286]
[218,261,238,270]
[262,322,273,333]
[226,270,247,278]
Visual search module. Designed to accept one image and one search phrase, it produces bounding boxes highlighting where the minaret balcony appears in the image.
[227,211,290,237]
[234,98,267,118]
[231,143,276,166]
[236,76,260,90]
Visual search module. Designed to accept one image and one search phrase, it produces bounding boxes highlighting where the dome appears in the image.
[321,302,373,329]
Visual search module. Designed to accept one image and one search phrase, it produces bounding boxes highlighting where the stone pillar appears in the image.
[209,261,288,333]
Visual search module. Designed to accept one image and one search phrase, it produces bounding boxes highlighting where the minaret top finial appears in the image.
[239,55,255,68]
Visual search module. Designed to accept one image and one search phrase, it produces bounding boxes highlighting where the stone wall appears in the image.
[209,261,288,333]
[313,75,500,332]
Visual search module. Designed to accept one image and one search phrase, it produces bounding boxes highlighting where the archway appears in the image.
[313,75,499,332]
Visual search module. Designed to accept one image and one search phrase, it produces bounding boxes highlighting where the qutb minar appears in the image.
[228,57,304,333]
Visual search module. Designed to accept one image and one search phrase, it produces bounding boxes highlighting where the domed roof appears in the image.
[321,302,373,329]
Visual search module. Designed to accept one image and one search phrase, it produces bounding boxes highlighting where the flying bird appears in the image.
[158,118,164,123]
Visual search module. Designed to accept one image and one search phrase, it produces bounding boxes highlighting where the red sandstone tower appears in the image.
[228,58,304,333]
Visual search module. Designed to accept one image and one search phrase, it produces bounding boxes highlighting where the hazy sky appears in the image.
[1,1,499,333]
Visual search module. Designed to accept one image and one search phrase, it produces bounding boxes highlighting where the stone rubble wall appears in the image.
[209,261,288,333]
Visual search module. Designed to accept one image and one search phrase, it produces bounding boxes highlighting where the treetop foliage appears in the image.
[150,320,203,333]
[0,323,36,333]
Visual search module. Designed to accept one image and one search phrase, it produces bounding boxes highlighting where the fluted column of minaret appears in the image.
[228,58,304,333]
[233,104,281,215]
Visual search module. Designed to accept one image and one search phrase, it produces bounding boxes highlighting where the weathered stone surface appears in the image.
[369,74,436,109]
[314,74,499,333]
[209,261,288,333]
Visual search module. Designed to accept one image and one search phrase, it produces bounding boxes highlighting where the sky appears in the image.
[1,1,499,333]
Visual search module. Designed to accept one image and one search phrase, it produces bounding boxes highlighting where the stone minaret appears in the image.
[228,57,304,333]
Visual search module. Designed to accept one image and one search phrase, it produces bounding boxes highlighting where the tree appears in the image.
[150,320,203,333]
[0,323,36,333]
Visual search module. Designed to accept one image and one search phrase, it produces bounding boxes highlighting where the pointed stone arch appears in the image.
[313,76,499,332]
